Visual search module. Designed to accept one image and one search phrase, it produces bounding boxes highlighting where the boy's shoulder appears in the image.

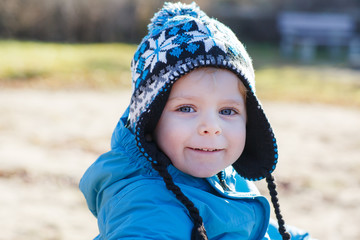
[98,178,194,239]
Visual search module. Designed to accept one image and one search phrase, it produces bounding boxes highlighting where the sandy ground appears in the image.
[1,88,359,240]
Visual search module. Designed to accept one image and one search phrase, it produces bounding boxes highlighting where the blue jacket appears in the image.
[80,109,313,240]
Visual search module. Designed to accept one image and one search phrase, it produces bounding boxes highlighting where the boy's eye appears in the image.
[219,108,237,115]
[177,106,195,113]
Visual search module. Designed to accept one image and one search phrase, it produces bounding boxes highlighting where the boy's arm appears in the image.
[96,180,193,240]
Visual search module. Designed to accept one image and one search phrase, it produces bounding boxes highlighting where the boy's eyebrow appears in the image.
[168,95,197,101]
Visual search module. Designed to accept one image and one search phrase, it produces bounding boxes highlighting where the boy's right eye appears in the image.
[177,106,194,113]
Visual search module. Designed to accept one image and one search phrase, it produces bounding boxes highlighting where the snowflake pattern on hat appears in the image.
[132,19,229,88]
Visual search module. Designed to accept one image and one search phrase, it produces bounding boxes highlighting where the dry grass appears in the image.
[0,40,135,89]
[1,40,360,107]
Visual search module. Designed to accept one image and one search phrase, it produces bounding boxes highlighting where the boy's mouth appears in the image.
[191,147,222,152]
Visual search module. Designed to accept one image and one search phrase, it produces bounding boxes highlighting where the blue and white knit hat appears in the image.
[128,2,278,181]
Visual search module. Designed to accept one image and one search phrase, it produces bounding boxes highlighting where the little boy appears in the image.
[80,2,315,239]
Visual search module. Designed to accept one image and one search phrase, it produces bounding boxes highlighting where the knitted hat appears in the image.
[128,2,278,181]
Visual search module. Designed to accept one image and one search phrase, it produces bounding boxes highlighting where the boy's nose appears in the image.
[198,114,222,136]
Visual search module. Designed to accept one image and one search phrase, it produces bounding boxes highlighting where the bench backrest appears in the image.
[278,12,356,44]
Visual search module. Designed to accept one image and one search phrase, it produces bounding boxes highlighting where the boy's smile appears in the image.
[154,68,247,178]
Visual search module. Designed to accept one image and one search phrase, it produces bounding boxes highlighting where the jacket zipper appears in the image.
[217,171,230,191]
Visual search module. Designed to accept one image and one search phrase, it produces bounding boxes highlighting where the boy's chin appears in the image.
[186,169,221,179]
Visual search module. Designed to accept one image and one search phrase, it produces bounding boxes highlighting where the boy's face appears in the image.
[154,68,247,178]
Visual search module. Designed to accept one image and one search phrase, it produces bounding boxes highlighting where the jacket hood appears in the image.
[79,107,153,217]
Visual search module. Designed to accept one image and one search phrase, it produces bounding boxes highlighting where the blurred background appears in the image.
[0,0,360,240]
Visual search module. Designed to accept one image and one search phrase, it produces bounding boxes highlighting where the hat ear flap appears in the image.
[135,88,173,166]
[233,91,278,181]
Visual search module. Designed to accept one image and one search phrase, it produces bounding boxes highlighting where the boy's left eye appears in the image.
[177,106,195,113]
[219,109,237,115]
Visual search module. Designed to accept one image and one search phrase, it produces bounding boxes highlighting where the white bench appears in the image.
[277,12,358,64]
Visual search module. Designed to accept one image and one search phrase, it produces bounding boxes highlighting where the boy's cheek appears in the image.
[162,115,195,128]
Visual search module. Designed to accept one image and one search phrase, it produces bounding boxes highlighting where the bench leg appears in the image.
[330,46,342,60]
[280,36,294,58]
[299,39,315,63]
[349,37,360,68]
